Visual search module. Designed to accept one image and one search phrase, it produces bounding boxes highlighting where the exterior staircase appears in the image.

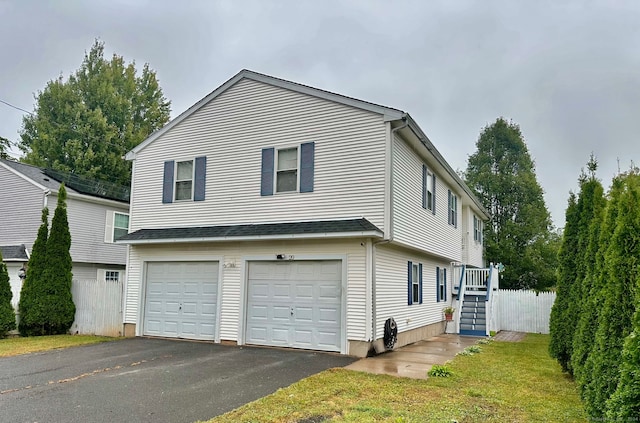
[459,294,487,336]
[448,263,500,337]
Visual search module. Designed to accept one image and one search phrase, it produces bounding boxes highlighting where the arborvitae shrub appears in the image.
[41,184,75,334]
[0,249,16,337]
[18,208,49,336]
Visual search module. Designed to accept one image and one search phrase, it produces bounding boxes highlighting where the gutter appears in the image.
[405,115,489,219]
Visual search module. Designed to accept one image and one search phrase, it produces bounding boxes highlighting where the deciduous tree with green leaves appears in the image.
[464,117,555,290]
[0,136,13,160]
[0,249,16,337]
[19,40,171,187]
[18,208,49,336]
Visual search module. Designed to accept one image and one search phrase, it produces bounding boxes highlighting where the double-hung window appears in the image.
[422,164,436,213]
[105,211,129,243]
[448,190,458,227]
[473,215,482,243]
[436,266,447,302]
[407,261,423,305]
[175,160,194,201]
[162,156,207,203]
[276,147,298,192]
[261,142,315,196]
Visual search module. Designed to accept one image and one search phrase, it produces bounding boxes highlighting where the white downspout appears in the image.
[43,189,51,208]
[365,238,373,342]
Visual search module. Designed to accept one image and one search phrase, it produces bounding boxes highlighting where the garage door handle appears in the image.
[290,306,294,316]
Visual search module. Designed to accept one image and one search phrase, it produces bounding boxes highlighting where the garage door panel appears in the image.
[166,282,181,296]
[273,306,291,321]
[273,284,291,300]
[246,260,342,352]
[144,261,218,341]
[293,329,312,345]
[295,284,314,300]
[271,328,289,343]
[318,307,339,324]
[201,302,216,316]
[249,304,268,320]
[294,307,313,322]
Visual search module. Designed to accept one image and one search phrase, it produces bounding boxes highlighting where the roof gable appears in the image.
[0,159,129,204]
[125,69,406,160]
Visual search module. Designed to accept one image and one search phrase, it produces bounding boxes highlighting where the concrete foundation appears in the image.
[123,323,136,337]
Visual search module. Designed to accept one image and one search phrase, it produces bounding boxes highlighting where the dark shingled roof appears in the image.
[118,218,383,243]
[0,159,129,203]
[0,244,28,261]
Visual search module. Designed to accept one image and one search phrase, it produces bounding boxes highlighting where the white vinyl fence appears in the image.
[71,279,123,337]
[497,289,556,334]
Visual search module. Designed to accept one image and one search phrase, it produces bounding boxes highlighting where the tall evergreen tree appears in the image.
[42,184,75,334]
[549,192,580,372]
[18,208,49,336]
[465,117,554,290]
[583,172,640,417]
[560,159,605,375]
[605,283,640,419]
[19,40,171,187]
[573,176,621,389]
[0,249,16,337]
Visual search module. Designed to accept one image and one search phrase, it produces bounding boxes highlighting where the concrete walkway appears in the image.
[345,334,483,379]
[345,332,528,379]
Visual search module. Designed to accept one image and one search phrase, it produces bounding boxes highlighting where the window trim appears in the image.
[436,266,447,302]
[104,211,129,243]
[407,261,423,305]
[448,190,458,227]
[97,268,122,284]
[473,215,482,244]
[422,165,436,213]
[174,159,195,201]
[275,146,299,193]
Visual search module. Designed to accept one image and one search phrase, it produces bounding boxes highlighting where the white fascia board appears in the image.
[405,115,490,220]
[0,161,48,192]
[60,191,130,209]
[116,230,384,245]
[125,69,405,160]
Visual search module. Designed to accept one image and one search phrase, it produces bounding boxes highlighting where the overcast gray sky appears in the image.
[2,0,639,228]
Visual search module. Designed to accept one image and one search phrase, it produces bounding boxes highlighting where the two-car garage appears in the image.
[141,260,344,353]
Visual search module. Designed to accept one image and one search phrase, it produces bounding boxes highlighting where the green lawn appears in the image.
[0,335,117,357]
[206,334,586,422]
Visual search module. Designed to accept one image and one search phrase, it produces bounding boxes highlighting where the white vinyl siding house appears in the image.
[119,70,489,356]
[128,78,387,233]
[462,206,485,268]
[0,160,129,308]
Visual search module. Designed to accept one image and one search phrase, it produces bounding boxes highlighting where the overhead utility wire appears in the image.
[0,96,136,152]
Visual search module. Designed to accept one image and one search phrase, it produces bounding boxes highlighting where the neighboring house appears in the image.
[118,70,492,357]
[0,244,28,310]
[0,159,130,310]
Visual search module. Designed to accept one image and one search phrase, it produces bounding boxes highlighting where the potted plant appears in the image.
[443,306,455,321]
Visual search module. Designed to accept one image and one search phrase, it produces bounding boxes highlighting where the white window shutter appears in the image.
[97,269,106,283]
[104,210,115,243]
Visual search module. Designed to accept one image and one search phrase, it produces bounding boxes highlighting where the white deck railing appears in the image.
[465,268,491,291]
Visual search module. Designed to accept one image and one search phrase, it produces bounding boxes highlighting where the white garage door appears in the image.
[144,262,218,341]
[246,260,343,352]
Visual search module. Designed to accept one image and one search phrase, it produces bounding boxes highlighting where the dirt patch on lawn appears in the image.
[492,331,527,342]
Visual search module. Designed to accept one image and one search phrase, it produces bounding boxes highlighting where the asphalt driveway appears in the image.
[0,337,357,423]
